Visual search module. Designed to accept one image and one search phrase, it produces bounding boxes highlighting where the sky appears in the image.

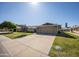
[0,2,79,27]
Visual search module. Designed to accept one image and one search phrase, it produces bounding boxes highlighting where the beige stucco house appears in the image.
[36,23,61,35]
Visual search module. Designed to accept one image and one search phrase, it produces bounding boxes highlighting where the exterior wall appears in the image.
[0,29,13,33]
[57,25,61,30]
[75,27,79,31]
[16,28,22,32]
[16,26,27,32]
[36,25,58,35]
[27,28,35,32]
[73,27,79,32]
[0,29,8,32]
[27,26,37,33]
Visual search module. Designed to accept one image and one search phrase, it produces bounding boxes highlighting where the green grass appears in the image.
[49,32,79,57]
[1,32,32,39]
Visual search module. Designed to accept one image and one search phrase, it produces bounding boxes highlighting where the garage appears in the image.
[36,23,61,35]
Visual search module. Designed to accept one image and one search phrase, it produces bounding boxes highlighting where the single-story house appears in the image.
[16,25,28,32]
[60,27,71,32]
[36,23,61,35]
[0,28,13,33]
[74,27,79,31]
[27,26,37,33]
[72,26,79,32]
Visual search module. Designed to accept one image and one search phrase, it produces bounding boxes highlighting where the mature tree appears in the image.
[0,21,16,29]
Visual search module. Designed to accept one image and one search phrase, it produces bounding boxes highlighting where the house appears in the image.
[61,27,71,32]
[73,26,79,32]
[36,23,61,35]
[16,25,28,32]
[15,23,61,35]
[16,25,37,32]
[27,26,37,33]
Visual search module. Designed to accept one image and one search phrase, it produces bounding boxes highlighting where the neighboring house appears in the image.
[16,25,37,32]
[0,28,13,32]
[16,25,28,32]
[36,23,61,35]
[27,26,37,32]
[16,23,62,35]
[0,29,8,32]
[0,28,13,33]
[61,27,71,32]
[73,26,79,32]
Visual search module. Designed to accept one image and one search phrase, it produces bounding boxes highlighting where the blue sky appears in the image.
[0,2,79,27]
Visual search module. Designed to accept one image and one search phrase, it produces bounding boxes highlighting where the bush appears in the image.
[58,31,61,34]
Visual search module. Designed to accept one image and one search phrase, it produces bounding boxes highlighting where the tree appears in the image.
[0,21,16,29]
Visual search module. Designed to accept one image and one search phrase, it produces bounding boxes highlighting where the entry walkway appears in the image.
[0,34,56,57]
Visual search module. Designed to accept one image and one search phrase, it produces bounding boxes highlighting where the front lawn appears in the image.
[49,32,79,57]
[1,32,32,39]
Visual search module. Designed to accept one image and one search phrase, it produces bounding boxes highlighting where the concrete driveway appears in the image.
[0,34,56,57]
[0,35,11,57]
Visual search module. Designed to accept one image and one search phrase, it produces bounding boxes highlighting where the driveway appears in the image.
[0,35,11,42]
[0,35,11,57]
[1,34,56,57]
